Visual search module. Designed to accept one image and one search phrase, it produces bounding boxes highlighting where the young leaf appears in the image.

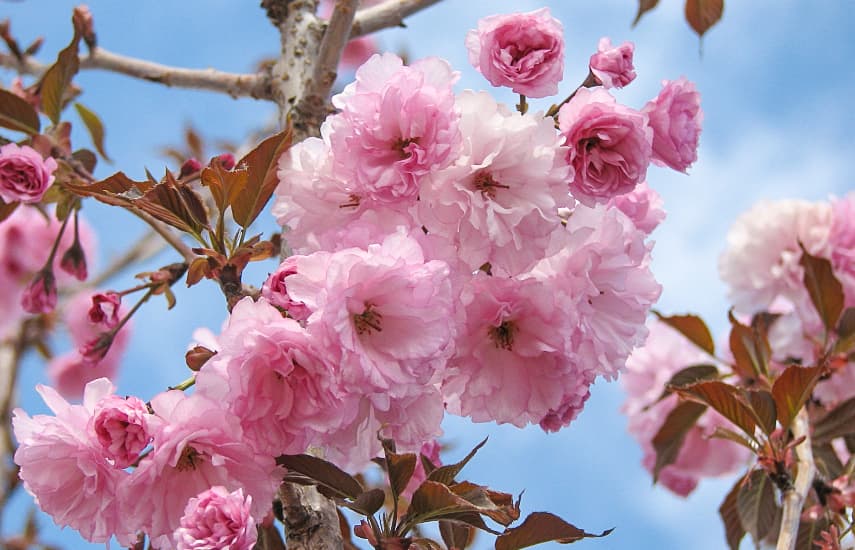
[386,451,417,503]
[834,307,855,354]
[737,470,778,541]
[677,381,757,438]
[347,488,386,516]
[449,482,519,526]
[200,158,248,213]
[709,427,757,453]
[728,311,770,381]
[799,242,844,332]
[684,0,723,37]
[812,442,844,480]
[632,0,660,27]
[494,512,612,550]
[718,478,746,550]
[654,311,715,356]
[230,128,293,228]
[652,401,707,481]
[0,88,40,135]
[812,395,855,445]
[439,520,473,550]
[37,28,81,125]
[427,438,487,486]
[795,517,829,550]
[654,363,719,403]
[277,454,364,500]
[771,365,823,431]
[73,102,111,161]
[744,390,777,436]
[71,149,97,173]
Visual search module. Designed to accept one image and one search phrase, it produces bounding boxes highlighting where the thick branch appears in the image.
[777,408,816,550]
[279,482,343,550]
[293,0,358,139]
[350,0,445,38]
[0,47,271,99]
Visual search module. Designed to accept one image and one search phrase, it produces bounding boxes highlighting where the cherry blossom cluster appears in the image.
[10,7,704,547]
[622,192,855,497]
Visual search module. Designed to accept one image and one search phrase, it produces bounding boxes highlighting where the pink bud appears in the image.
[178,158,202,178]
[79,332,114,366]
[60,239,88,281]
[88,292,121,328]
[21,269,57,314]
[216,153,236,170]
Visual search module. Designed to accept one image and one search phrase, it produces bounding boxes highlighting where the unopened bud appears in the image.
[216,153,236,170]
[59,239,88,281]
[185,345,216,371]
[80,332,114,365]
[72,5,96,49]
[179,158,202,179]
[21,269,57,314]
[88,291,121,328]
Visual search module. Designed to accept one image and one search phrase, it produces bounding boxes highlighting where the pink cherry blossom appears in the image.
[607,180,666,234]
[91,394,151,469]
[643,77,703,173]
[719,198,832,316]
[558,87,652,206]
[327,53,460,208]
[465,8,564,98]
[829,193,855,304]
[173,486,257,550]
[12,379,138,545]
[589,37,636,89]
[442,274,579,427]
[88,291,122,328]
[273,136,416,254]
[121,390,281,550]
[401,440,442,501]
[195,297,349,456]
[418,90,572,276]
[0,143,57,203]
[261,258,312,321]
[621,320,749,496]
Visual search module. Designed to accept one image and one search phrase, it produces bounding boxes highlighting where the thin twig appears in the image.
[129,210,196,264]
[350,0,445,38]
[0,47,271,99]
[777,408,816,550]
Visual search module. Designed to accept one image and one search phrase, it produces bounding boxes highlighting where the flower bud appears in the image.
[178,158,202,179]
[60,238,88,281]
[21,269,57,314]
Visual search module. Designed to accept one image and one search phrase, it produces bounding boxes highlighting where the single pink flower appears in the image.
[12,379,139,545]
[401,440,442,501]
[91,394,152,469]
[0,143,57,203]
[829,193,855,305]
[88,291,122,328]
[465,8,564,98]
[173,486,257,550]
[589,37,636,89]
[558,87,652,206]
[327,53,460,208]
[643,77,703,173]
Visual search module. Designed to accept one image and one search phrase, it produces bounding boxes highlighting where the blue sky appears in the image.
[2,1,853,548]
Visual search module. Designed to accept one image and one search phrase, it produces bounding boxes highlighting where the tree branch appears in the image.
[350,0,445,38]
[777,408,816,550]
[279,482,343,550]
[0,47,271,100]
[129,210,197,264]
[293,0,359,139]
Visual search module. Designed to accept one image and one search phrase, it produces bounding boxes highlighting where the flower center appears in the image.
[339,193,361,209]
[353,303,383,335]
[176,445,202,472]
[473,172,510,200]
[392,137,420,160]
[489,320,516,351]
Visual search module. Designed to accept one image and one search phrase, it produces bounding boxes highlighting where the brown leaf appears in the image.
[347,488,386,516]
[709,427,757,452]
[277,454,363,500]
[771,365,823,431]
[719,479,746,550]
[0,88,40,135]
[813,395,855,445]
[812,442,844,480]
[795,517,829,550]
[63,171,154,207]
[231,128,293,228]
[684,0,724,37]
[495,512,612,550]
[449,482,519,526]
[728,310,770,381]
[677,380,757,438]
[632,0,661,27]
[799,242,844,332]
[71,148,97,173]
[654,311,715,356]
[654,363,719,404]
[835,307,855,354]
[652,401,707,481]
[737,470,778,541]
[200,157,248,213]
[439,520,473,550]
[73,102,110,161]
[427,438,487,486]
[744,390,777,436]
[37,26,80,125]
[386,451,417,502]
